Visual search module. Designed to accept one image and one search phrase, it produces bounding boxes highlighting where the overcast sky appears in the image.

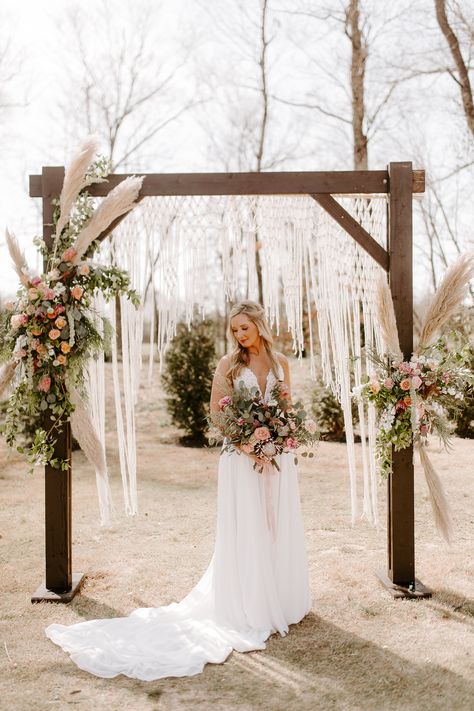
[1,0,472,297]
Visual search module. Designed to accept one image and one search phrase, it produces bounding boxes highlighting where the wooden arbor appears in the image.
[29,163,429,602]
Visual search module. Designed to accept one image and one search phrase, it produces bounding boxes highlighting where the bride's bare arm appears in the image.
[277,353,292,406]
[210,355,232,414]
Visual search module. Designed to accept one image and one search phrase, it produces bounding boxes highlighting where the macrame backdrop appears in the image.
[87,194,387,526]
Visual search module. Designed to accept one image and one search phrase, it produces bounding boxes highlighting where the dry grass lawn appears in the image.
[0,359,473,711]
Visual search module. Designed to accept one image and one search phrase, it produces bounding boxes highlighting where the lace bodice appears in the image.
[233,365,283,402]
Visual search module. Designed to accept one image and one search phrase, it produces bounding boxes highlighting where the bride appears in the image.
[46,300,312,680]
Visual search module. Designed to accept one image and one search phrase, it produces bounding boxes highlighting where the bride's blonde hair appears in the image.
[226,300,280,383]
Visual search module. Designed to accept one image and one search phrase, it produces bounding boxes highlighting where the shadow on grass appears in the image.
[102,612,474,711]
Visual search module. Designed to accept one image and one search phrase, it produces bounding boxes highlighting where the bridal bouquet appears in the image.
[209,380,318,472]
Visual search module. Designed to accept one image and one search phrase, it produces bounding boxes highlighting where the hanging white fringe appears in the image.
[87,192,388,526]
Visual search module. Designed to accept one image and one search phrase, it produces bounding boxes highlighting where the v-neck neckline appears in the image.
[245,366,271,398]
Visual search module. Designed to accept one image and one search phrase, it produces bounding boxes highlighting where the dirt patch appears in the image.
[0,359,473,710]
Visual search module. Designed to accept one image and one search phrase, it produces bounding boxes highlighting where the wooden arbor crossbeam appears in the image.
[29,163,428,602]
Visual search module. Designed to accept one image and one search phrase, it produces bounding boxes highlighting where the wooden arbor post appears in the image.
[31,167,84,603]
[28,165,427,602]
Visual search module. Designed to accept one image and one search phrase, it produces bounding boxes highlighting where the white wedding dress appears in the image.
[46,366,311,680]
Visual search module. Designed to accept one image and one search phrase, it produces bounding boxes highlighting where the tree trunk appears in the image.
[435,0,474,139]
[346,0,369,170]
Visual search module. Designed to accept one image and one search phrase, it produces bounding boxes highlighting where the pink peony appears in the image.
[37,376,51,392]
[384,378,394,389]
[285,437,299,449]
[218,395,232,409]
[62,247,77,262]
[11,313,28,329]
[254,426,271,441]
[400,378,411,391]
[412,375,422,389]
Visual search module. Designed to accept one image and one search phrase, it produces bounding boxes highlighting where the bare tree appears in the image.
[56,0,197,170]
[434,0,474,139]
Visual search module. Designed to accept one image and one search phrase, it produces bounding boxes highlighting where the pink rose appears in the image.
[412,375,422,389]
[240,442,254,454]
[62,247,77,262]
[399,362,414,375]
[285,437,299,449]
[48,328,61,340]
[384,378,394,389]
[44,289,56,300]
[400,378,411,391]
[71,285,84,300]
[37,376,51,392]
[254,427,271,441]
[218,395,232,409]
[31,277,42,286]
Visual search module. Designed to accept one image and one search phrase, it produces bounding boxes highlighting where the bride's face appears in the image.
[231,314,260,349]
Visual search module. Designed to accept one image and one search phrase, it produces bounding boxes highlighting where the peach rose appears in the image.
[78,263,90,276]
[48,329,61,340]
[400,378,411,391]
[60,342,71,354]
[31,327,43,336]
[71,285,84,300]
[56,354,67,366]
[240,442,254,454]
[254,427,270,441]
[55,316,67,329]
[62,247,77,262]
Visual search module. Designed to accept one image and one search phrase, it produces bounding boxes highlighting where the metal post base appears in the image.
[31,572,85,603]
[376,570,432,599]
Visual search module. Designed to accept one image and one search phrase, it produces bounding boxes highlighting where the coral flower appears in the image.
[48,329,61,340]
[60,341,71,354]
[31,327,43,336]
[71,285,84,300]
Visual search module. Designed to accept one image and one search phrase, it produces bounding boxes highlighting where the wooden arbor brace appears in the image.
[29,165,427,602]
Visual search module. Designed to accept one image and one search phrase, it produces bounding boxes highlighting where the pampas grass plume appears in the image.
[71,175,144,263]
[418,443,453,544]
[376,277,402,359]
[5,229,30,286]
[0,360,17,399]
[418,251,474,351]
[54,136,99,240]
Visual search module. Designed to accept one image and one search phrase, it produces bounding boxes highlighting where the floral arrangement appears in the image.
[209,380,318,472]
[0,138,143,473]
[354,340,472,478]
[353,252,474,542]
